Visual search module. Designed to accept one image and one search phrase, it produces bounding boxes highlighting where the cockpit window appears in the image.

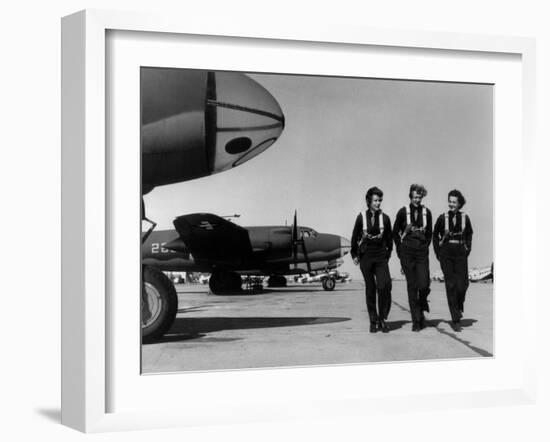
[301,228,318,238]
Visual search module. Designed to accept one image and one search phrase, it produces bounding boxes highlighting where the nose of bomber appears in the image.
[340,236,351,256]
[208,72,285,171]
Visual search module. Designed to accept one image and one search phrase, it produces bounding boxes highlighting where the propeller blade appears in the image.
[290,209,312,273]
[301,240,312,273]
[291,210,298,267]
[291,210,298,242]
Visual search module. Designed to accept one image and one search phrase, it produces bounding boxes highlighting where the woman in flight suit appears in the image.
[433,189,473,332]
[392,184,433,332]
[351,186,393,333]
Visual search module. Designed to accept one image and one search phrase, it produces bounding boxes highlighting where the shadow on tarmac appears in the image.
[425,318,478,328]
[432,320,491,357]
[384,320,409,331]
[380,318,478,332]
[202,287,358,296]
[177,305,215,314]
[145,333,248,344]
[143,316,351,345]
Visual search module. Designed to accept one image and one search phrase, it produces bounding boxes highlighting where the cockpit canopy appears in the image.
[299,227,318,238]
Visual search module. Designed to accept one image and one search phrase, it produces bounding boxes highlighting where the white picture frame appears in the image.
[61,9,537,433]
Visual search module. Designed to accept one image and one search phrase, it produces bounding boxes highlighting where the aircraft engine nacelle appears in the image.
[141,68,285,194]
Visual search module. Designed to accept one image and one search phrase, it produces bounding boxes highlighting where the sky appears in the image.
[144,72,493,280]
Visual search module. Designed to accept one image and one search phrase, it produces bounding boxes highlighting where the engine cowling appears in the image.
[142,68,285,194]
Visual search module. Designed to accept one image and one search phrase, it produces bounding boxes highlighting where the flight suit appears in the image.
[351,210,393,326]
[433,211,473,323]
[393,205,433,328]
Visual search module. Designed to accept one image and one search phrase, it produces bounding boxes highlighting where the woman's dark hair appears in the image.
[448,189,466,209]
[365,186,384,207]
[408,183,427,199]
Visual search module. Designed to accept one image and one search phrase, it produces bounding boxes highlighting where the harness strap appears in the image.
[440,212,467,246]
[422,206,427,230]
[461,213,467,233]
[360,210,384,242]
[449,212,466,235]
[403,205,426,240]
[441,212,450,247]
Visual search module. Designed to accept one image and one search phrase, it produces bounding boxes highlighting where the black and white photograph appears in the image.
[140,67,493,374]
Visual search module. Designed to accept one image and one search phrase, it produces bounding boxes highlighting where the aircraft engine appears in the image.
[141,68,285,194]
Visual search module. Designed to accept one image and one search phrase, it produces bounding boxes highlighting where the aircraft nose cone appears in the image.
[340,236,351,256]
[209,72,285,171]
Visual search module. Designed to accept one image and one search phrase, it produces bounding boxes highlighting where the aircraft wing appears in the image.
[172,213,253,265]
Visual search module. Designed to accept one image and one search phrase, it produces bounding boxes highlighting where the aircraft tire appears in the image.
[322,277,336,291]
[267,275,287,287]
[142,266,178,343]
[230,272,243,290]
[209,272,223,293]
[209,271,242,294]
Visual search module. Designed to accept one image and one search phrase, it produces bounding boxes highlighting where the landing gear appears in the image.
[209,271,243,294]
[141,266,178,343]
[267,275,287,287]
[322,277,336,291]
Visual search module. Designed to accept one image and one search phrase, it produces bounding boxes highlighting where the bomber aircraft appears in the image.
[140,68,285,341]
[469,264,494,282]
[297,269,351,285]
[142,211,351,295]
[433,264,494,283]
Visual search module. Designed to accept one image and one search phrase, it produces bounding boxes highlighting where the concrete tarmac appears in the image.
[141,280,493,374]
